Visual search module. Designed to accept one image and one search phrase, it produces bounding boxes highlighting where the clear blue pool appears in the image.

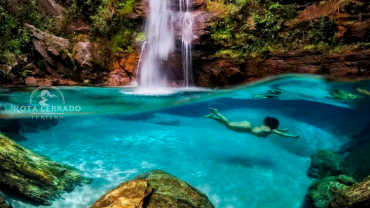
[1,74,370,208]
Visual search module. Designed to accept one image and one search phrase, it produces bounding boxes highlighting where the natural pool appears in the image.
[1,75,370,208]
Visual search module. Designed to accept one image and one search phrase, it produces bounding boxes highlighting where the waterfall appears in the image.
[180,0,193,87]
[139,0,193,88]
[139,0,174,87]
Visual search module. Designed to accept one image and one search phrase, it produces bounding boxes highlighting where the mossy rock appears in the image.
[0,191,12,208]
[308,150,350,179]
[91,170,214,208]
[307,175,356,208]
[0,134,92,205]
[328,176,370,208]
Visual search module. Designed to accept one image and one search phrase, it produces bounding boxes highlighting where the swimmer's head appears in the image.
[263,117,279,129]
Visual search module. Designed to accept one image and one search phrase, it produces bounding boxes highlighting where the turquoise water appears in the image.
[1,74,370,208]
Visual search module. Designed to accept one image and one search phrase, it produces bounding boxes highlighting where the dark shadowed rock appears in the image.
[307,175,356,208]
[341,135,370,181]
[0,134,92,205]
[308,150,350,179]
[327,176,370,208]
[41,0,64,16]
[91,170,214,208]
[0,191,12,208]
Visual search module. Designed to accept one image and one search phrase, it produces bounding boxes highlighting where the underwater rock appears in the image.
[91,170,214,208]
[0,134,92,205]
[307,175,356,208]
[0,191,12,208]
[341,136,370,181]
[307,150,350,179]
[327,176,370,208]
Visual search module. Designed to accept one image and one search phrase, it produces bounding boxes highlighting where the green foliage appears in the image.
[0,0,31,64]
[210,1,298,57]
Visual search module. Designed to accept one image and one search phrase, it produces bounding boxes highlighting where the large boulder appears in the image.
[0,191,12,208]
[91,170,214,208]
[0,134,92,205]
[307,150,350,179]
[72,42,109,83]
[327,176,370,208]
[25,24,70,68]
[306,175,357,208]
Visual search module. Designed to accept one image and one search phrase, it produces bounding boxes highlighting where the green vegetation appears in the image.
[65,0,140,53]
[208,0,340,58]
[0,0,61,65]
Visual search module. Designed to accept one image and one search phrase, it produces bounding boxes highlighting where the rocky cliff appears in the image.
[1,0,370,87]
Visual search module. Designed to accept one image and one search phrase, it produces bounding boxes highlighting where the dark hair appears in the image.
[263,117,279,129]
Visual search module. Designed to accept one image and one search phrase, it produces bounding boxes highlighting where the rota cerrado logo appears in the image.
[14,86,81,119]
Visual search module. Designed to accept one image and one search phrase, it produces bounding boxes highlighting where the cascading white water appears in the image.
[180,0,193,87]
[139,0,193,87]
[140,0,174,87]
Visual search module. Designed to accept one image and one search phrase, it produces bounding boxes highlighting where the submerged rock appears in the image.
[0,191,12,208]
[0,134,92,205]
[327,176,370,208]
[91,170,214,208]
[307,175,356,208]
[308,150,350,179]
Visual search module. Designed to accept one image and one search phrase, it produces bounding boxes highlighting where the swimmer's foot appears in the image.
[204,113,214,118]
[208,107,219,113]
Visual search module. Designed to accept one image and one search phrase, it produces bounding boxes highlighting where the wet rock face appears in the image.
[0,191,12,208]
[327,176,370,208]
[341,135,370,181]
[307,175,357,208]
[91,170,214,208]
[308,150,350,179]
[0,134,92,205]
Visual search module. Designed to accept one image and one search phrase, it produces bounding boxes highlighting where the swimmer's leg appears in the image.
[208,108,251,132]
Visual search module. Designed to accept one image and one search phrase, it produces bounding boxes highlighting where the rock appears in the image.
[340,136,370,181]
[306,175,357,208]
[91,170,214,208]
[194,49,370,87]
[308,150,350,179]
[25,76,38,86]
[67,19,90,34]
[0,134,92,205]
[0,65,15,81]
[327,176,370,208]
[73,41,109,82]
[0,191,12,208]
[25,24,70,67]
[104,69,131,86]
[41,0,64,16]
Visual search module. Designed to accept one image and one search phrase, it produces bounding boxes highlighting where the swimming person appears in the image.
[204,108,300,139]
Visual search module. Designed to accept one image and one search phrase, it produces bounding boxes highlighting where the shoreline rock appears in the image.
[91,170,214,208]
[0,134,92,205]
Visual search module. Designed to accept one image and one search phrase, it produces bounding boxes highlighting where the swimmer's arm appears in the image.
[277,128,289,132]
[272,129,300,139]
